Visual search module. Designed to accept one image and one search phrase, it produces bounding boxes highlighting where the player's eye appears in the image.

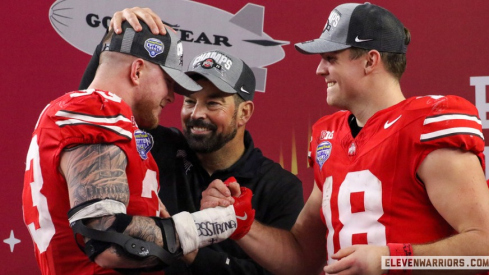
[184,99,196,105]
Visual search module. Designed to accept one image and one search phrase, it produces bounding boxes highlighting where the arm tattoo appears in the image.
[62,144,168,267]
[124,216,164,247]
[87,216,163,246]
[88,215,164,266]
[62,144,129,207]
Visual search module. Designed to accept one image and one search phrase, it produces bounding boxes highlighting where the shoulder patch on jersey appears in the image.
[135,130,154,160]
[316,141,332,169]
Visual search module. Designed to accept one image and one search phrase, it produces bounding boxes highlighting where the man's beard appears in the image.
[183,112,238,154]
[133,97,158,130]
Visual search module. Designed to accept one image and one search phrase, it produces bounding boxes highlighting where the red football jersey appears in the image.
[308,95,485,264]
[22,90,161,275]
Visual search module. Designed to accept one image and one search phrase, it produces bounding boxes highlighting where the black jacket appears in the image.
[148,126,304,275]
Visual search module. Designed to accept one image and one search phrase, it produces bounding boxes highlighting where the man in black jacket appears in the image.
[149,52,304,272]
[79,12,304,274]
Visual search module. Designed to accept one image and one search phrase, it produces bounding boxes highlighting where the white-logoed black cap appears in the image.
[101,21,201,94]
[177,50,256,101]
[295,3,407,54]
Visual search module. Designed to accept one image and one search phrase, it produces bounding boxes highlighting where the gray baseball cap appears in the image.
[295,3,407,54]
[176,50,256,101]
[101,21,201,94]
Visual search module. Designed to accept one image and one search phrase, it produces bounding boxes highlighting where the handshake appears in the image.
[220,177,255,240]
[172,177,255,254]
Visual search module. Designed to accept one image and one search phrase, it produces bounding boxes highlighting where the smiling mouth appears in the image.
[190,126,212,134]
[327,81,336,88]
[186,119,216,134]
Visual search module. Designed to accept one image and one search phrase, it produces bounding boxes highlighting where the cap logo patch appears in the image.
[240,86,249,94]
[323,9,341,33]
[200,58,222,70]
[354,36,373,43]
[144,38,164,58]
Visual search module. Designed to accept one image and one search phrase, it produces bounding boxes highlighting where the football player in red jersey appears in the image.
[197,3,489,275]
[22,19,255,275]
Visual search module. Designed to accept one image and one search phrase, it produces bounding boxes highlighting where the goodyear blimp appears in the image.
[49,0,290,92]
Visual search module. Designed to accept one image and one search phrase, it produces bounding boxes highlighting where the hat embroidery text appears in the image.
[144,38,164,58]
[193,51,233,70]
[324,9,341,32]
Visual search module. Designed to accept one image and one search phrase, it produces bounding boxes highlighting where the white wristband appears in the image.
[172,212,199,254]
[172,206,237,254]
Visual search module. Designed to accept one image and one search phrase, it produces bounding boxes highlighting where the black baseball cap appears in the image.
[101,21,201,93]
[176,50,256,101]
[295,3,407,54]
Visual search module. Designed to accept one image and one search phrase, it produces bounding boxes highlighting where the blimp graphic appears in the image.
[49,0,290,92]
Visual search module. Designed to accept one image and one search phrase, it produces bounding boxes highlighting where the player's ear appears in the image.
[364,50,381,74]
[129,59,145,85]
[237,100,254,127]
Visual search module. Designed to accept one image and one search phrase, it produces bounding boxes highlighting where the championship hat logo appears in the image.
[144,38,164,58]
[199,58,223,71]
[202,58,216,68]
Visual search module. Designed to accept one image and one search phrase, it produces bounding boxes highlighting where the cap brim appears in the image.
[294,38,351,54]
[175,71,237,96]
[161,66,202,95]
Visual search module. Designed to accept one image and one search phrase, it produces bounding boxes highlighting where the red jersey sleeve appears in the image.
[412,95,485,169]
[49,90,134,148]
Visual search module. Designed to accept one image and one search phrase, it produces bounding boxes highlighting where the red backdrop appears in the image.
[2,0,489,273]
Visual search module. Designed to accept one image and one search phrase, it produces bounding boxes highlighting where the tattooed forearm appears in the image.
[124,216,164,247]
[60,144,129,207]
[60,144,171,269]
[85,214,163,247]
[88,216,165,268]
